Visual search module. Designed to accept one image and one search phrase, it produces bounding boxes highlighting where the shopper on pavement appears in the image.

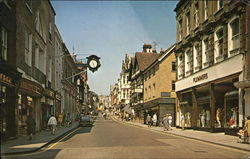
[65,112,71,127]
[244,116,250,141]
[162,114,169,131]
[48,115,57,135]
[152,113,157,126]
[26,115,36,140]
[168,114,173,130]
[146,114,152,127]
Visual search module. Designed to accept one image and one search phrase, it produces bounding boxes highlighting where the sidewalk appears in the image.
[112,116,250,152]
[1,122,79,155]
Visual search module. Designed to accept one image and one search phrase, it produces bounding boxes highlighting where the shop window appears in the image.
[0,26,7,61]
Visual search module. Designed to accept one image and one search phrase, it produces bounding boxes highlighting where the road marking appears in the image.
[2,127,81,158]
[45,127,81,150]
[111,116,249,154]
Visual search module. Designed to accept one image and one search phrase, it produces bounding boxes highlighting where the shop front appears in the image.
[55,93,62,120]
[41,88,55,129]
[143,98,175,126]
[18,78,43,135]
[176,55,243,134]
[0,70,21,140]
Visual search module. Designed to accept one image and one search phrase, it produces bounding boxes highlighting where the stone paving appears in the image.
[112,116,250,152]
[1,122,79,155]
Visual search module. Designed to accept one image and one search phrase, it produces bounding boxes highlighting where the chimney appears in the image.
[143,44,153,53]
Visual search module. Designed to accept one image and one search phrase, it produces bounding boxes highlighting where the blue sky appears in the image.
[51,1,178,95]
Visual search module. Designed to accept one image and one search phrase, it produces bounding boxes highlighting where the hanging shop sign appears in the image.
[0,73,14,86]
[193,73,208,83]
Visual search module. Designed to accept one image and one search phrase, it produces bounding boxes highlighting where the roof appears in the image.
[135,52,161,72]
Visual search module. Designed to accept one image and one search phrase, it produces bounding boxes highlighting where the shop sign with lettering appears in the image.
[193,73,208,83]
[20,79,43,95]
[0,73,13,86]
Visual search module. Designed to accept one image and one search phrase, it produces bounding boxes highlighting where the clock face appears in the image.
[89,60,98,68]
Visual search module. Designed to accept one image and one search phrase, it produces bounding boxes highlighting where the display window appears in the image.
[224,91,238,128]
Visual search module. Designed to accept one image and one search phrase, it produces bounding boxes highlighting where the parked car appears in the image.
[79,115,93,127]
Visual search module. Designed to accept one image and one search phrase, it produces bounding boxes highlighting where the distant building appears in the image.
[128,44,160,123]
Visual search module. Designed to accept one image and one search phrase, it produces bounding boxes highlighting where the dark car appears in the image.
[79,115,93,127]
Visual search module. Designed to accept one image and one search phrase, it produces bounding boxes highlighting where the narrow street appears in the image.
[3,117,248,159]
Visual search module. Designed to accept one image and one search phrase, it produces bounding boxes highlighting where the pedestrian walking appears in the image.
[168,114,173,130]
[26,115,36,140]
[48,115,57,135]
[152,113,157,126]
[162,114,169,131]
[65,112,71,127]
[146,114,152,127]
[244,116,250,142]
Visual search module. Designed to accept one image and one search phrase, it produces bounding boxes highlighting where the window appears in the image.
[172,81,175,91]
[194,44,201,71]
[204,0,208,20]
[24,31,32,66]
[230,18,240,50]
[35,11,43,36]
[186,12,190,35]
[172,62,176,72]
[217,0,223,10]
[153,83,155,97]
[178,54,184,79]
[202,38,209,67]
[194,2,199,28]
[0,27,7,61]
[185,50,192,75]
[178,19,183,41]
[48,23,52,41]
[214,28,224,61]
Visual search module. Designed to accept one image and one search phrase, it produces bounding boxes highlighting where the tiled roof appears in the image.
[135,52,160,72]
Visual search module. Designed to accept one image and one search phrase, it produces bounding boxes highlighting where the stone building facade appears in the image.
[174,0,249,133]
